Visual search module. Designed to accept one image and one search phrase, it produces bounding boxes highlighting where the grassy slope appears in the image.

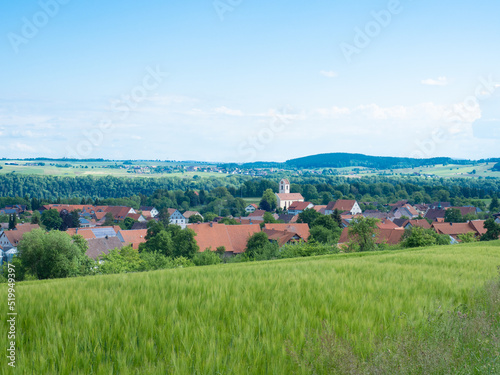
[2,242,500,374]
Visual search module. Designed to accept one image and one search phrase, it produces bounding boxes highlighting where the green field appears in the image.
[0,160,223,179]
[2,242,500,374]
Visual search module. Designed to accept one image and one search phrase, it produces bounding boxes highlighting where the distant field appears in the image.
[2,242,500,374]
[0,160,224,179]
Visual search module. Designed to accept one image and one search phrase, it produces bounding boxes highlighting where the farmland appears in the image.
[2,241,500,374]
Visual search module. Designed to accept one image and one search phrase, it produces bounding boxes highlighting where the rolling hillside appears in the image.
[2,242,500,374]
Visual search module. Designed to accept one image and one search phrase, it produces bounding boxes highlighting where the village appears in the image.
[1,178,499,265]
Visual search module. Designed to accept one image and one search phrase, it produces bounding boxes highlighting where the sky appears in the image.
[1,0,499,162]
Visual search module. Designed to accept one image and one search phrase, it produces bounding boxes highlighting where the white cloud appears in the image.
[315,106,351,118]
[320,70,338,78]
[421,76,449,86]
[10,142,36,152]
[214,106,244,116]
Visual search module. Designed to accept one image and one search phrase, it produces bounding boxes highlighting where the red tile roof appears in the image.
[326,200,357,212]
[288,201,313,211]
[190,223,261,254]
[338,227,405,245]
[3,224,40,246]
[276,193,304,201]
[263,223,310,241]
[118,229,148,249]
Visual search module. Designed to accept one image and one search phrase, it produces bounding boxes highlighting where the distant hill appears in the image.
[285,153,468,170]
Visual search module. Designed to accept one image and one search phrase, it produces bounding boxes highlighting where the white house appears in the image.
[245,204,258,213]
[324,200,362,216]
[275,179,305,210]
[168,209,187,229]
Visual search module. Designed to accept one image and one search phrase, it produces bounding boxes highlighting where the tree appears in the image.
[30,210,41,225]
[259,189,277,211]
[0,214,8,223]
[457,232,478,243]
[103,212,115,227]
[19,229,91,279]
[444,208,463,223]
[120,217,137,230]
[41,209,63,231]
[8,214,17,230]
[348,217,378,252]
[188,214,203,224]
[331,209,342,228]
[490,195,500,213]
[402,227,439,248]
[481,218,500,241]
[245,232,269,258]
[297,209,321,226]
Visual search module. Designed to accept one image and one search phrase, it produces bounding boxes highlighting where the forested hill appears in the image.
[285,153,467,169]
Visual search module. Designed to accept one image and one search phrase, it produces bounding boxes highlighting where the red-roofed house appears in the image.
[288,202,314,215]
[275,179,305,209]
[189,223,261,254]
[325,200,362,216]
[117,229,148,249]
[263,223,310,241]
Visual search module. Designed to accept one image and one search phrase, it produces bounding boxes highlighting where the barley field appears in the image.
[1,242,500,374]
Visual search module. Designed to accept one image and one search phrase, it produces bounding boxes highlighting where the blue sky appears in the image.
[1,0,499,162]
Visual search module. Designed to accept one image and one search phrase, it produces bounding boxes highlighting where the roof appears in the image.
[67,226,121,240]
[425,209,446,221]
[288,201,313,211]
[127,213,144,221]
[376,220,400,230]
[140,206,156,211]
[403,219,432,229]
[131,222,148,230]
[183,211,202,219]
[190,223,261,254]
[326,200,357,212]
[104,206,133,220]
[278,214,299,223]
[276,193,304,201]
[364,210,392,220]
[431,222,478,238]
[468,220,487,236]
[118,229,148,249]
[450,206,477,217]
[86,237,124,259]
[312,205,327,214]
[247,209,266,217]
[3,224,41,247]
[263,223,310,241]
[280,179,290,184]
[262,229,305,246]
[338,227,405,245]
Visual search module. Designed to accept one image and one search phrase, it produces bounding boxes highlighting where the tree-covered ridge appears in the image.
[285,153,470,169]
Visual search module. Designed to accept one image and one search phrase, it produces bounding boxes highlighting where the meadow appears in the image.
[1,242,500,374]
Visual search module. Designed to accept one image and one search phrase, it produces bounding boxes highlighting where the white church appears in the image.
[275,179,305,210]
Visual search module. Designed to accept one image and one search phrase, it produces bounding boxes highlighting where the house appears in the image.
[104,206,137,221]
[287,202,314,215]
[263,223,310,241]
[140,206,159,218]
[190,222,261,255]
[425,208,446,222]
[183,211,204,222]
[376,220,401,230]
[66,226,121,240]
[401,219,432,230]
[312,205,327,215]
[277,213,299,224]
[117,229,148,249]
[275,179,305,209]
[363,210,392,220]
[431,221,487,242]
[338,226,405,246]
[85,237,124,259]
[126,213,147,223]
[167,209,187,228]
[325,200,362,216]
[0,224,41,250]
[262,228,306,246]
[450,206,479,217]
[391,204,419,219]
[245,204,258,213]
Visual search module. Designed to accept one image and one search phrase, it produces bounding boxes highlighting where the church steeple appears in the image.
[279,179,290,194]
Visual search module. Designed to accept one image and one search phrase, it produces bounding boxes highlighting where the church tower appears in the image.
[279,179,290,194]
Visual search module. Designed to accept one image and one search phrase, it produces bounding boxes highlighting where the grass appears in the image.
[1,242,500,374]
